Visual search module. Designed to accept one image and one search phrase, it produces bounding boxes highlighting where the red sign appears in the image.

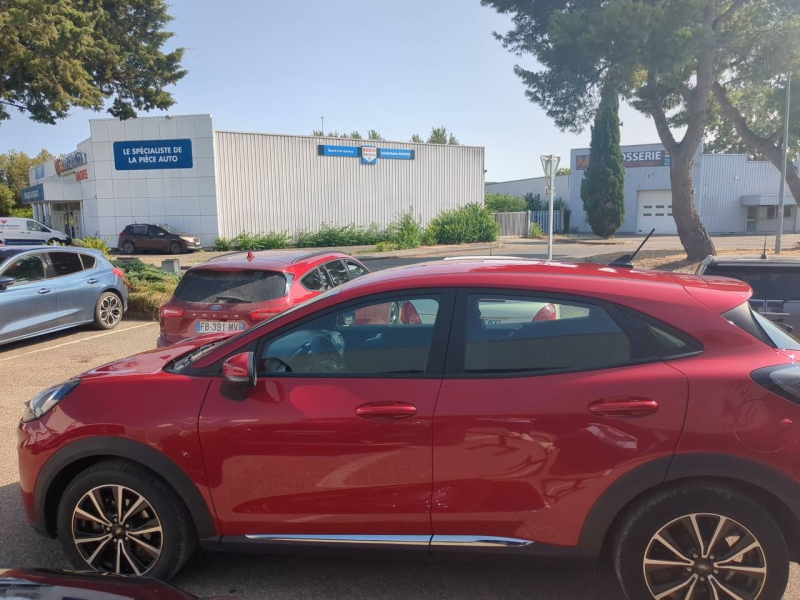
[75,168,89,182]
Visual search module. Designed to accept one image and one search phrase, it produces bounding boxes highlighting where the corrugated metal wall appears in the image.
[215,132,484,238]
[485,175,570,200]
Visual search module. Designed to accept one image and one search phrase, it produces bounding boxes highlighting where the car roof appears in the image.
[0,246,104,262]
[197,250,355,271]
[701,255,800,266]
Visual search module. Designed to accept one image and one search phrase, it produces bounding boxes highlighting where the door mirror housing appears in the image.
[222,352,257,387]
[0,275,15,290]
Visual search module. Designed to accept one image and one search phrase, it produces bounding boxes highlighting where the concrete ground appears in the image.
[3,245,800,598]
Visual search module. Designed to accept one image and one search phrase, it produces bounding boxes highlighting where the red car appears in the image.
[157,250,370,346]
[17,258,800,600]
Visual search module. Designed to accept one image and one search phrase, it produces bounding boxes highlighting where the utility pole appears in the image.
[776,71,792,254]
[540,154,561,260]
[320,117,324,136]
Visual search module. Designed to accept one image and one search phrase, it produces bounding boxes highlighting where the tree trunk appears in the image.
[670,150,716,261]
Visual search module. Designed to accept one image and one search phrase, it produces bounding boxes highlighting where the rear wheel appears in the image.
[121,241,135,254]
[94,292,123,330]
[169,242,183,255]
[613,483,788,600]
[47,238,63,246]
[57,460,195,580]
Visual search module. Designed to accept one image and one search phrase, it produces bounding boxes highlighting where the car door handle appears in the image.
[87,278,98,284]
[355,402,417,420]
[37,288,51,295]
[588,397,658,418]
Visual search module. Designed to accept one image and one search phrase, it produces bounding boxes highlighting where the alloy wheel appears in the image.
[100,295,122,327]
[643,513,766,600]
[71,484,163,575]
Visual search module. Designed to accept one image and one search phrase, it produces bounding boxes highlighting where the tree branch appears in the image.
[714,0,750,30]
[646,71,678,154]
[0,99,29,112]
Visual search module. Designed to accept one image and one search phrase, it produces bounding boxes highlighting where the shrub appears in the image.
[524,192,545,212]
[427,203,499,245]
[485,193,527,213]
[529,223,544,238]
[214,236,232,251]
[296,223,386,247]
[231,231,289,250]
[384,209,423,249]
[375,241,399,252]
[73,235,111,256]
[421,228,437,246]
[111,259,180,318]
[8,206,34,218]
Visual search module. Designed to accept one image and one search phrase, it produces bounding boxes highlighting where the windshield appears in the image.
[702,264,800,300]
[159,223,187,235]
[174,269,287,304]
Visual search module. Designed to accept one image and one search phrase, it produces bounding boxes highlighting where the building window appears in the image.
[747,207,759,220]
[766,206,777,220]
[785,205,793,219]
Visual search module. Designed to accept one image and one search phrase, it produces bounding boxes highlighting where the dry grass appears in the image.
[590,248,800,273]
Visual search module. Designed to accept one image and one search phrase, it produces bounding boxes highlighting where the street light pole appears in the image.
[320,117,324,136]
[541,154,561,260]
[776,71,792,255]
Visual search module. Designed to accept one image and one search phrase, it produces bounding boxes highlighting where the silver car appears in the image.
[0,246,128,347]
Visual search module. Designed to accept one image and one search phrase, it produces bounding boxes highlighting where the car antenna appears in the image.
[609,228,656,269]
[761,236,768,260]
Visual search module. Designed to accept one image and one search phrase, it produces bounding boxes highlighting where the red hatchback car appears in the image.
[157,250,369,346]
[17,259,800,599]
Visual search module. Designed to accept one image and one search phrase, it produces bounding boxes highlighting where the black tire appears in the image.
[613,483,789,600]
[47,238,62,246]
[57,459,196,581]
[169,241,183,255]
[93,292,123,330]
[121,241,135,254]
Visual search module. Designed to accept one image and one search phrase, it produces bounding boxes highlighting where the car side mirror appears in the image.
[222,352,257,387]
[158,232,166,236]
[0,275,15,290]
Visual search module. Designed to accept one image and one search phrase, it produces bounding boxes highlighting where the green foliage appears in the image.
[112,258,179,318]
[8,206,32,218]
[563,209,572,234]
[0,184,14,215]
[556,167,571,176]
[0,1,185,126]
[367,130,384,141]
[296,223,386,248]
[384,210,424,249]
[581,86,625,239]
[349,131,363,140]
[421,228,437,246]
[213,236,232,251]
[0,149,54,209]
[485,193,527,213]
[427,126,460,145]
[375,241,399,253]
[427,204,499,245]
[529,222,544,239]
[410,133,424,143]
[230,231,289,251]
[312,130,324,137]
[524,192,545,212]
[73,235,111,256]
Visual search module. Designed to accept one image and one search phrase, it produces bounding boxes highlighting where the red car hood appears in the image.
[79,332,231,380]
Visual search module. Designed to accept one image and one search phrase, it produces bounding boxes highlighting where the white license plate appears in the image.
[195,321,246,333]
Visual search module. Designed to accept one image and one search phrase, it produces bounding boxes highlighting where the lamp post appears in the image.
[541,154,561,260]
[776,71,792,255]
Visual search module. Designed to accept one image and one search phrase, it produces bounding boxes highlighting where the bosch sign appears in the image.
[577,150,670,170]
[55,150,88,176]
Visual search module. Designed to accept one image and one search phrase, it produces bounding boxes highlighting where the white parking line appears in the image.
[0,322,156,363]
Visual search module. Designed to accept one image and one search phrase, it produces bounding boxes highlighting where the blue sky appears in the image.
[0,0,665,182]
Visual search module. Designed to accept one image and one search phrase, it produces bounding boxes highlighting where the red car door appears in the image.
[199,290,454,542]
[430,290,689,551]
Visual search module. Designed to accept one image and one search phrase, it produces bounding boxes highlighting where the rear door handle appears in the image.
[87,278,98,284]
[588,397,658,418]
[355,402,417,420]
[37,288,51,295]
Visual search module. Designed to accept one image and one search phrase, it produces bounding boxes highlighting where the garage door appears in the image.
[637,190,677,235]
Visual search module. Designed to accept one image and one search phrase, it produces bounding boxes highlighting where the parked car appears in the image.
[0,217,71,246]
[156,250,370,347]
[118,223,202,255]
[19,258,800,600]
[697,255,800,334]
[0,247,127,346]
[0,568,209,600]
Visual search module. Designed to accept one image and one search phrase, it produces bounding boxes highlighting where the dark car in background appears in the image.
[697,255,800,334]
[118,223,202,255]
[157,250,369,346]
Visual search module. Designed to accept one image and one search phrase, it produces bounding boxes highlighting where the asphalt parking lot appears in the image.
[2,250,800,598]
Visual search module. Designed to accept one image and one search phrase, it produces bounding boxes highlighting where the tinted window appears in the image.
[159,223,186,234]
[620,307,702,359]
[701,264,800,299]
[260,295,441,375]
[325,260,350,286]
[3,254,46,283]
[175,269,287,304]
[26,220,47,232]
[79,254,97,269]
[129,225,148,235]
[300,268,330,292]
[464,294,634,373]
[724,302,800,350]
[346,261,368,279]
[49,252,83,277]
[148,226,164,236]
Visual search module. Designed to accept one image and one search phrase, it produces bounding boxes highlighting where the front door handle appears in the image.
[87,278,98,284]
[588,397,658,418]
[37,288,51,295]
[355,402,417,420]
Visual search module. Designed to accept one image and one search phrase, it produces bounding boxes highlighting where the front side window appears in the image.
[2,254,46,284]
[48,252,84,277]
[464,294,635,374]
[324,260,350,287]
[346,261,369,279]
[26,220,47,232]
[300,267,331,292]
[159,223,186,234]
[260,295,441,375]
[148,226,165,236]
[175,269,287,304]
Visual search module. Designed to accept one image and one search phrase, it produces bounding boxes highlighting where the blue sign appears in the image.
[113,139,193,171]
[379,148,415,160]
[34,165,45,180]
[318,145,359,157]
[20,184,44,204]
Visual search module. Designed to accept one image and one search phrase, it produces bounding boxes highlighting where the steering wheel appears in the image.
[264,357,293,373]
[310,334,347,373]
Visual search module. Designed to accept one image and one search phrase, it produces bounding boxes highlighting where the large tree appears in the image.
[0,0,186,125]
[581,86,626,238]
[0,149,54,208]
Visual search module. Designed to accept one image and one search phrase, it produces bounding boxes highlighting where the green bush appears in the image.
[73,235,111,256]
[524,192,545,212]
[427,203,499,245]
[384,210,423,249]
[296,223,386,247]
[214,236,232,251]
[8,206,33,218]
[530,223,544,238]
[231,231,289,250]
[485,193,527,213]
[421,228,437,246]
[375,241,399,252]
[111,259,180,318]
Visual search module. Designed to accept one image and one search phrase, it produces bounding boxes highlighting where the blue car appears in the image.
[0,246,128,347]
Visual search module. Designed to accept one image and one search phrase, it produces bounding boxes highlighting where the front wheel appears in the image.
[94,292,123,330]
[613,483,788,600]
[47,238,63,246]
[57,460,195,580]
[169,242,183,255]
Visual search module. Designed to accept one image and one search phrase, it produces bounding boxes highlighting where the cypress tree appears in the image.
[581,86,625,238]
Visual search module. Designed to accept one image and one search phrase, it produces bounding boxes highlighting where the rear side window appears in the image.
[463,294,637,374]
[701,264,800,300]
[127,225,147,235]
[620,307,703,359]
[724,302,800,351]
[175,269,287,304]
[49,252,83,277]
[79,254,97,269]
[301,268,330,292]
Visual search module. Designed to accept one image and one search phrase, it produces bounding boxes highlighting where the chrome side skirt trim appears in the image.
[243,534,533,548]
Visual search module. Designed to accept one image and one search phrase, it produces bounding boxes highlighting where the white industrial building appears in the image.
[486,143,799,235]
[24,114,485,247]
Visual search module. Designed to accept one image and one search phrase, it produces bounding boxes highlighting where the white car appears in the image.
[0,218,71,246]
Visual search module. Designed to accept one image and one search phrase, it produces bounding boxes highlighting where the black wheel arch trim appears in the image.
[577,453,800,558]
[34,436,217,539]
